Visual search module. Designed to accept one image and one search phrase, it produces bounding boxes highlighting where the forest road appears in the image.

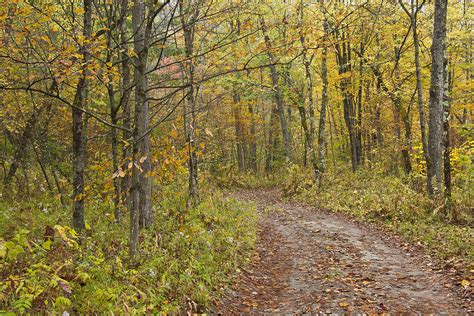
[215,189,471,314]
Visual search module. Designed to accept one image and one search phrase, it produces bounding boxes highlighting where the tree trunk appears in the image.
[443,61,453,218]
[334,30,360,171]
[233,92,245,172]
[260,17,291,163]
[105,8,121,224]
[401,110,413,174]
[297,106,318,178]
[356,45,363,166]
[248,103,258,172]
[72,0,92,231]
[298,1,318,180]
[328,105,336,167]
[133,0,152,229]
[411,0,430,187]
[427,0,448,195]
[119,0,132,211]
[180,0,199,205]
[130,0,148,255]
[317,43,329,185]
[266,106,278,174]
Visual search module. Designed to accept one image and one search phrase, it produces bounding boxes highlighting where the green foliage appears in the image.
[0,189,257,313]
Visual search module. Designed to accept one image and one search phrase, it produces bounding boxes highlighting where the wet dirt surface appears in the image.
[215,189,472,314]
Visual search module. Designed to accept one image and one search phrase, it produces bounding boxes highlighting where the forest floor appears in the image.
[215,189,472,314]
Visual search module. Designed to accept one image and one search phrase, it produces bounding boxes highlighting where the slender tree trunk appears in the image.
[72,0,92,231]
[356,45,363,166]
[411,0,430,188]
[110,97,121,224]
[260,17,291,163]
[365,81,372,166]
[297,106,318,177]
[427,0,448,195]
[130,0,147,255]
[233,92,245,171]
[402,110,413,174]
[266,106,278,174]
[119,0,132,209]
[328,105,336,167]
[392,45,411,174]
[334,30,360,171]
[443,61,453,217]
[180,0,199,205]
[298,1,318,179]
[317,43,329,185]
[248,103,257,172]
[375,102,383,147]
[232,20,249,170]
[303,133,308,167]
[106,10,121,224]
[133,0,152,229]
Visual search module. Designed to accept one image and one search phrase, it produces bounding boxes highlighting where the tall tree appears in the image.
[443,60,453,216]
[427,0,448,195]
[179,0,201,206]
[316,19,329,185]
[72,0,92,231]
[297,0,318,180]
[119,0,133,210]
[400,0,429,185]
[260,16,291,163]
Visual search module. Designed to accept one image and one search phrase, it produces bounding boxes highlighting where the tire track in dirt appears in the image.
[215,189,471,314]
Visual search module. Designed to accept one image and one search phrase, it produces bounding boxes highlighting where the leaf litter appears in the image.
[215,189,472,314]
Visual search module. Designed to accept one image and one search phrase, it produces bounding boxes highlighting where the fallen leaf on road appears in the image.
[460,279,470,287]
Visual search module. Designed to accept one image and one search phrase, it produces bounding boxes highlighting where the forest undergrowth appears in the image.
[2,162,473,313]
[0,177,257,314]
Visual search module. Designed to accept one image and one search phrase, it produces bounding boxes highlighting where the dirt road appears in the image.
[216,189,471,314]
